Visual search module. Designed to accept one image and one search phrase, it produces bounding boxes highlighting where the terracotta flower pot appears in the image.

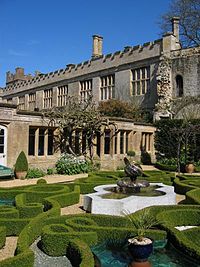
[15,171,27,179]
[185,164,195,174]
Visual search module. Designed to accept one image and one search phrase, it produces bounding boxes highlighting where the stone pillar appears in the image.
[24,94,29,110]
[36,90,43,110]
[123,131,126,154]
[92,77,101,104]
[116,131,120,155]
[52,86,58,107]
[35,128,39,156]
[100,130,104,159]
[44,129,48,156]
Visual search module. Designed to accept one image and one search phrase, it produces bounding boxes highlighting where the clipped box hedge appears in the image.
[173,177,197,195]
[66,239,94,267]
[186,188,200,204]
[41,223,97,256]
[15,193,43,218]
[0,249,34,267]
[0,227,6,249]
[0,206,19,219]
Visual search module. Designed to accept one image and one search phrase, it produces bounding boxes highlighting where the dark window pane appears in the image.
[75,131,80,155]
[0,137,4,144]
[38,129,45,156]
[136,69,140,80]
[82,131,87,154]
[0,129,4,136]
[0,145,4,153]
[104,131,110,154]
[48,129,54,155]
[114,135,117,154]
[126,132,129,153]
[97,132,101,157]
[28,128,36,156]
[132,82,136,95]
[120,131,124,154]
[137,82,140,95]
[142,68,145,79]
[132,70,135,81]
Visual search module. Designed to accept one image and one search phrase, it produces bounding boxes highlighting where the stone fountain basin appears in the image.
[83,183,176,216]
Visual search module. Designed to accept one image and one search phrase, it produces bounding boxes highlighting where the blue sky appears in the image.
[0,0,171,87]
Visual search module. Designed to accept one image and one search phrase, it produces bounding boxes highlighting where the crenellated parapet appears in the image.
[2,39,162,96]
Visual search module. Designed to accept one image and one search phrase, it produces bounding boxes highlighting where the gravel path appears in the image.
[0,237,18,261]
[0,173,88,188]
[31,238,72,267]
[61,195,85,215]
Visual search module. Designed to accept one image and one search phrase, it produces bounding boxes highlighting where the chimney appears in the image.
[15,67,24,79]
[171,17,180,42]
[92,35,103,58]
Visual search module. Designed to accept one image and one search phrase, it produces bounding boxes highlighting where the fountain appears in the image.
[83,158,176,216]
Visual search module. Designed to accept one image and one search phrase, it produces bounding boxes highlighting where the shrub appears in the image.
[56,153,90,175]
[0,227,6,248]
[37,178,47,185]
[47,168,56,175]
[127,150,136,157]
[15,151,28,172]
[141,151,151,165]
[26,168,46,179]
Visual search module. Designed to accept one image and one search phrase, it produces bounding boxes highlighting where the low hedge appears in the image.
[0,249,34,267]
[15,193,43,218]
[173,177,197,195]
[186,188,200,204]
[157,209,200,227]
[0,218,30,236]
[66,239,94,267]
[0,206,19,219]
[49,185,80,208]
[65,216,166,243]
[0,227,6,248]
[155,162,177,172]
[40,223,98,256]
[16,198,60,255]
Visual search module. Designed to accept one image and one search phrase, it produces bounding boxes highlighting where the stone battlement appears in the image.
[2,39,162,96]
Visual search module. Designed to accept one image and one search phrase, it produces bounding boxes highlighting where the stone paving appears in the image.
[31,238,72,267]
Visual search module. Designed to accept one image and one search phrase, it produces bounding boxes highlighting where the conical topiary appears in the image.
[15,151,28,172]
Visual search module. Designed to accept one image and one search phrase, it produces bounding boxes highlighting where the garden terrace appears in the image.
[0,170,199,266]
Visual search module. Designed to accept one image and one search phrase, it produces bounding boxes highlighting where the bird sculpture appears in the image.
[124,157,143,183]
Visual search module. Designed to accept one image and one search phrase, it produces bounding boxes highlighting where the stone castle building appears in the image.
[0,17,200,170]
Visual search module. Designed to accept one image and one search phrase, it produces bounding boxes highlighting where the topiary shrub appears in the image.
[15,151,28,172]
[37,178,47,185]
[141,151,152,165]
[127,150,136,157]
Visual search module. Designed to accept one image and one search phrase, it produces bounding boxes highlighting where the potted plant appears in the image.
[15,151,28,179]
[124,209,158,266]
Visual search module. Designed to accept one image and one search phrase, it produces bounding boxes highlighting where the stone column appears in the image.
[24,94,29,110]
[52,86,58,107]
[35,128,39,156]
[44,129,48,156]
[36,90,44,110]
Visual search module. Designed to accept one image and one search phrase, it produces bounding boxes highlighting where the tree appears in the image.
[98,99,152,122]
[43,96,116,161]
[160,0,200,47]
[155,119,200,173]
